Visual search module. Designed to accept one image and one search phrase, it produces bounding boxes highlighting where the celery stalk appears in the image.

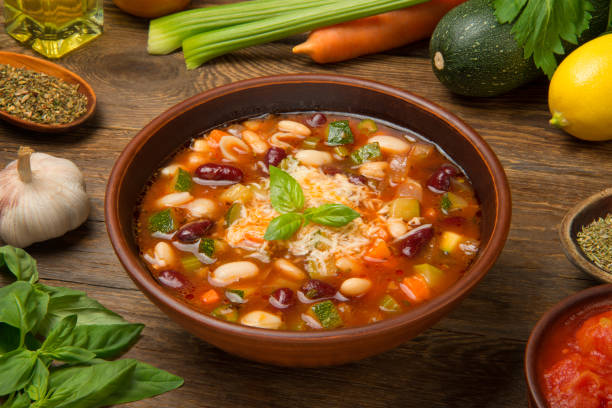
[183,0,430,69]
[148,0,337,55]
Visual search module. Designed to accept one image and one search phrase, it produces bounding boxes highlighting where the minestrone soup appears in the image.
[135,113,481,330]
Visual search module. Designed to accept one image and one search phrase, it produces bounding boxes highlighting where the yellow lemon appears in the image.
[548,33,612,141]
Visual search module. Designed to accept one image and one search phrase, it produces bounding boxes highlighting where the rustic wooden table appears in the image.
[1,1,611,407]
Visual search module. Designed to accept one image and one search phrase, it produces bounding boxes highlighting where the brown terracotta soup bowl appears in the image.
[105,74,511,366]
[525,284,612,407]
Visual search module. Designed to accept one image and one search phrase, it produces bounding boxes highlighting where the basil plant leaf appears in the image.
[0,246,38,283]
[43,346,96,364]
[1,392,31,408]
[25,358,49,402]
[45,359,136,408]
[0,349,37,396]
[33,284,127,336]
[99,359,184,406]
[304,204,360,227]
[69,323,144,359]
[40,315,77,352]
[268,166,304,214]
[0,323,21,354]
[0,281,48,334]
[264,213,304,241]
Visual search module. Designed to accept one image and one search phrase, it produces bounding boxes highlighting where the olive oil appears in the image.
[4,0,103,59]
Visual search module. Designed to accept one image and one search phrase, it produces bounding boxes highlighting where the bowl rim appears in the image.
[105,73,511,342]
[524,283,612,407]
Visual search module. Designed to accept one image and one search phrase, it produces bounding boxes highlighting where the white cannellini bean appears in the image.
[192,138,211,153]
[182,198,218,218]
[219,135,251,162]
[295,150,333,167]
[387,218,408,238]
[340,278,372,297]
[368,135,411,155]
[157,192,193,207]
[335,257,363,274]
[273,259,306,280]
[210,261,259,287]
[278,120,311,136]
[358,161,389,179]
[161,164,180,177]
[153,242,175,268]
[241,130,269,154]
[186,152,210,170]
[240,311,283,329]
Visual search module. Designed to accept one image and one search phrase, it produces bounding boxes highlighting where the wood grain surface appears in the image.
[1,1,612,407]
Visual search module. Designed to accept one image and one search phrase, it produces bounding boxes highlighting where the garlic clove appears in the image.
[0,146,90,248]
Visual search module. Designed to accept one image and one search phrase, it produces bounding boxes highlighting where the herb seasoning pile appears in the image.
[0,64,88,125]
[577,213,612,273]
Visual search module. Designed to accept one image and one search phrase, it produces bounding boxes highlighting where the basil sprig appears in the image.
[264,166,360,241]
[0,246,183,407]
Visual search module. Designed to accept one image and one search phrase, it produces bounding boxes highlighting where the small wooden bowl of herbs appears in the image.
[560,188,612,283]
[0,52,96,133]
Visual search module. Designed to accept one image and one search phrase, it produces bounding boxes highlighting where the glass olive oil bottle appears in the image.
[4,0,103,59]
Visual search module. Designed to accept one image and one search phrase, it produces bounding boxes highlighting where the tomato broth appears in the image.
[135,113,481,331]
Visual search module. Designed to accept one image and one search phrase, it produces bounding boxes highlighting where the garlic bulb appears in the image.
[0,146,90,248]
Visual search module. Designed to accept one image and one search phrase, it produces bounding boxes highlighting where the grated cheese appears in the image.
[223,165,388,276]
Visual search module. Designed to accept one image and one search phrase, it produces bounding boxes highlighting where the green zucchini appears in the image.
[429,0,610,97]
[429,0,541,97]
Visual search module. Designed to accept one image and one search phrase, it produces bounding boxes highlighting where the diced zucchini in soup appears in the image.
[309,300,343,329]
[413,264,445,288]
[148,209,176,233]
[439,231,464,253]
[136,113,481,332]
[173,168,193,192]
[390,198,420,220]
[211,304,239,322]
[440,192,468,214]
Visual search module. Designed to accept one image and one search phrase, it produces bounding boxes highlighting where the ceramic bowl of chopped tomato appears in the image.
[525,284,612,408]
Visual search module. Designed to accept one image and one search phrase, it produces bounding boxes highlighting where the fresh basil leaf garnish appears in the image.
[304,204,360,227]
[326,120,354,146]
[264,213,304,241]
[268,166,304,214]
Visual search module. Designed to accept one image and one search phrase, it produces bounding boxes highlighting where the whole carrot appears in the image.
[293,0,466,63]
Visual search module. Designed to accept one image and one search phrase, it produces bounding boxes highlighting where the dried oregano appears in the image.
[577,214,612,273]
[0,63,88,124]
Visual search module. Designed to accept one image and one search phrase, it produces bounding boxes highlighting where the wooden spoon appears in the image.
[559,187,612,283]
[0,51,96,133]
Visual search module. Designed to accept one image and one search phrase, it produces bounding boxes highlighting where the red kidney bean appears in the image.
[195,163,243,184]
[441,164,459,177]
[176,219,214,243]
[321,165,342,176]
[426,169,451,193]
[301,280,336,300]
[400,225,434,258]
[269,288,295,309]
[307,113,327,127]
[265,147,287,169]
[348,173,368,186]
[157,270,187,289]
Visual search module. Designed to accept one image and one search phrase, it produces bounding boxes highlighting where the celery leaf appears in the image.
[493,0,595,78]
